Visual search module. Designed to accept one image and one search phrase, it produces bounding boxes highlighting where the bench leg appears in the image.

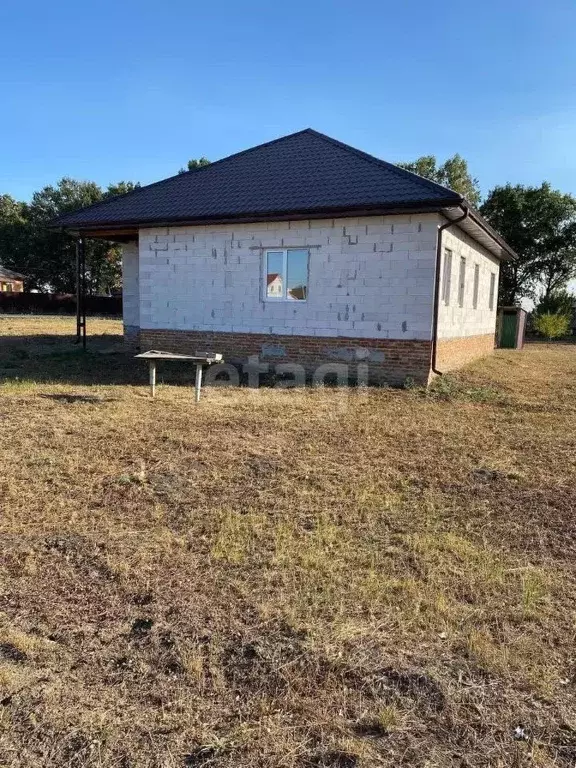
[195,364,203,403]
[149,361,156,397]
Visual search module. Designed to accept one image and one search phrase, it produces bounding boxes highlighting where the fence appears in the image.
[0,292,122,316]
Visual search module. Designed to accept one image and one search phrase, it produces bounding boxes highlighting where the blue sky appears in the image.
[2,0,576,202]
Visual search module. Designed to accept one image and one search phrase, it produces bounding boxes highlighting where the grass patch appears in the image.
[426,372,507,403]
[0,318,575,766]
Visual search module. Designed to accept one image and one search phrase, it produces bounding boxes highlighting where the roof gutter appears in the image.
[465,208,515,260]
[431,206,469,376]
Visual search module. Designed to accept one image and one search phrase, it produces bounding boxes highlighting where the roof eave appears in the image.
[439,204,517,261]
[49,198,462,232]
[50,199,515,261]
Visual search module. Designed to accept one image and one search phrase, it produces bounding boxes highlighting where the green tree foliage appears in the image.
[534,289,575,317]
[0,195,29,275]
[0,179,140,294]
[481,183,576,305]
[532,312,571,340]
[397,154,481,207]
[178,157,210,174]
[26,178,103,292]
[105,181,141,198]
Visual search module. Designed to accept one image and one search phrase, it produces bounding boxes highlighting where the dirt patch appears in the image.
[0,643,27,663]
[367,668,445,711]
[223,622,309,695]
[304,751,358,768]
[44,533,118,582]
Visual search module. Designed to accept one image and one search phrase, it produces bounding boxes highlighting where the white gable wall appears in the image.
[137,214,439,341]
[437,225,500,339]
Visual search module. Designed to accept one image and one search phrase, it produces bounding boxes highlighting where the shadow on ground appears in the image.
[0,333,280,390]
[0,332,377,390]
[0,333,154,387]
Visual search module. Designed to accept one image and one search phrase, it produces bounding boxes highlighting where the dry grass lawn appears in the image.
[0,316,575,767]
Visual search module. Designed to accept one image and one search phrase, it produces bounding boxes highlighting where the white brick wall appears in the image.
[121,241,139,334]
[135,214,439,341]
[121,214,503,343]
[438,226,500,339]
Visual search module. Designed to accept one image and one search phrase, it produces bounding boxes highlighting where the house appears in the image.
[0,266,25,293]
[266,273,283,298]
[51,129,515,385]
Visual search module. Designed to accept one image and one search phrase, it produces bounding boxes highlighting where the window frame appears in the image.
[441,248,453,306]
[472,263,479,310]
[458,256,466,308]
[263,248,309,302]
[489,272,496,310]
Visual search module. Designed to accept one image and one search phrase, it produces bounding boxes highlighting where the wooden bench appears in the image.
[135,350,223,402]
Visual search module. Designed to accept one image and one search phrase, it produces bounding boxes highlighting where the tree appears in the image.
[397,154,481,207]
[534,289,575,317]
[480,183,576,305]
[0,179,141,294]
[0,194,26,228]
[26,178,105,293]
[0,195,29,275]
[178,157,210,174]
[23,178,141,294]
[105,180,140,198]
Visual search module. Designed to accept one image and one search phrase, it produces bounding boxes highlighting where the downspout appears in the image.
[431,206,469,375]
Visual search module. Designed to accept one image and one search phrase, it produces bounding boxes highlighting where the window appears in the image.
[472,264,479,309]
[264,249,308,301]
[441,248,452,305]
[489,272,496,310]
[458,257,466,307]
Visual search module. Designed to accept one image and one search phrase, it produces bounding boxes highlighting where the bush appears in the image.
[532,312,571,340]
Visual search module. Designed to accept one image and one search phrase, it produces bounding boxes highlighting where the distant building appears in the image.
[266,273,283,298]
[0,267,25,292]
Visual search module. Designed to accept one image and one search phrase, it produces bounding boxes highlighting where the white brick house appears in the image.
[53,130,515,384]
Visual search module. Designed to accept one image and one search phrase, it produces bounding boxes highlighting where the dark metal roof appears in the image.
[50,129,515,259]
[51,129,463,227]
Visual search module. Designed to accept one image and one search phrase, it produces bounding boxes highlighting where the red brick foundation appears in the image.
[436,333,495,371]
[138,329,433,386]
